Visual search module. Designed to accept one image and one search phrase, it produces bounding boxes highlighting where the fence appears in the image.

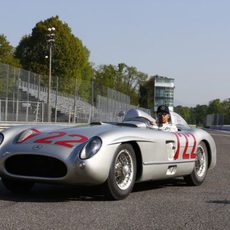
[205,113,224,128]
[0,63,150,123]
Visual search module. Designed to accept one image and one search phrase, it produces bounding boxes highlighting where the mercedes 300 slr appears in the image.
[0,109,216,200]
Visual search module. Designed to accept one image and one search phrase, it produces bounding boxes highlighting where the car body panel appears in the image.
[0,110,216,187]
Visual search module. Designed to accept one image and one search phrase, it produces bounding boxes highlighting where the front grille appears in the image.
[5,155,67,178]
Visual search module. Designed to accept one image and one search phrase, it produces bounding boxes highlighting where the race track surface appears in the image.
[0,130,229,229]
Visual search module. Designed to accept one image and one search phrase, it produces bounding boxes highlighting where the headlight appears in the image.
[80,136,102,159]
[0,133,4,145]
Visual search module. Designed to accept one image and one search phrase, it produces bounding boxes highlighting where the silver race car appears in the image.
[0,109,216,200]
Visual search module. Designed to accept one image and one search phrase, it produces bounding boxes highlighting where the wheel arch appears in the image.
[124,141,143,181]
[201,139,212,168]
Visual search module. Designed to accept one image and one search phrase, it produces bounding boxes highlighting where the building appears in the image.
[153,75,175,112]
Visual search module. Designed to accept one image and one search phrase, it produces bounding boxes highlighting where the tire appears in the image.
[184,141,208,186]
[104,144,137,200]
[2,178,34,193]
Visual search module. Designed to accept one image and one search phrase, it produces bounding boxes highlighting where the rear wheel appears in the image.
[184,141,208,186]
[2,178,34,193]
[104,144,136,200]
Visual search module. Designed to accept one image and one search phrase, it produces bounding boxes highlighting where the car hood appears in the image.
[1,123,122,158]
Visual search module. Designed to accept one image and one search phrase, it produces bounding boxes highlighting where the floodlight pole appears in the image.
[47,27,55,122]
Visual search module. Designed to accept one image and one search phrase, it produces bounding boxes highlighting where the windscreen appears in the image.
[170,112,190,128]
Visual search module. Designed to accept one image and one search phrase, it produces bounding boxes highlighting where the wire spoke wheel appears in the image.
[184,141,208,186]
[105,144,136,200]
[195,145,207,178]
[114,149,134,190]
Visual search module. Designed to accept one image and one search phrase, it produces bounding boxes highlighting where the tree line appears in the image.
[174,99,230,126]
[0,16,147,105]
[0,16,229,125]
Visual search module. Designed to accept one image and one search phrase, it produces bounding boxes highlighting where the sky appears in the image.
[1,0,230,107]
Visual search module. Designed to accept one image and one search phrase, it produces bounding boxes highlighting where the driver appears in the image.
[155,105,178,132]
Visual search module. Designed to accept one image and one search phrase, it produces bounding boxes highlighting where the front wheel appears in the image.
[184,141,208,186]
[104,144,137,200]
[2,178,34,193]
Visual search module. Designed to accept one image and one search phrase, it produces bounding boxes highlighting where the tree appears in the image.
[15,16,93,94]
[222,98,230,124]
[174,106,195,124]
[139,76,155,109]
[95,63,147,105]
[0,34,20,66]
[120,64,148,105]
[208,99,223,114]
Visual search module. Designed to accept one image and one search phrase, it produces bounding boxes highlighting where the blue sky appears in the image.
[1,0,229,106]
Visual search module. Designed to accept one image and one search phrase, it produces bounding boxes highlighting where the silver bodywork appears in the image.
[0,110,216,187]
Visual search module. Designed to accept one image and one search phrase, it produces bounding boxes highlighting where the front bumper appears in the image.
[0,144,118,186]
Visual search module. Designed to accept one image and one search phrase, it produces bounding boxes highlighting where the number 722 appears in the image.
[29,130,88,148]
[174,133,197,160]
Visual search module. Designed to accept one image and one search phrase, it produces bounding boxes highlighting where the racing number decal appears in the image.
[174,133,197,160]
[174,133,180,160]
[55,134,88,148]
[188,133,197,159]
[32,131,88,148]
[35,132,66,144]
[17,128,41,143]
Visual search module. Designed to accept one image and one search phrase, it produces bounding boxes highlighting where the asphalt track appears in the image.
[0,130,229,230]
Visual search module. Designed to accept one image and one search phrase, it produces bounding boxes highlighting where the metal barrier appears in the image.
[0,63,150,123]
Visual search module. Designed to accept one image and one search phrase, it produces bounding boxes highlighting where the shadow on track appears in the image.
[207,200,230,205]
[0,178,188,203]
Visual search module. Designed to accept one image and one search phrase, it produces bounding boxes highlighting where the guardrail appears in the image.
[210,125,230,131]
[0,122,87,132]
